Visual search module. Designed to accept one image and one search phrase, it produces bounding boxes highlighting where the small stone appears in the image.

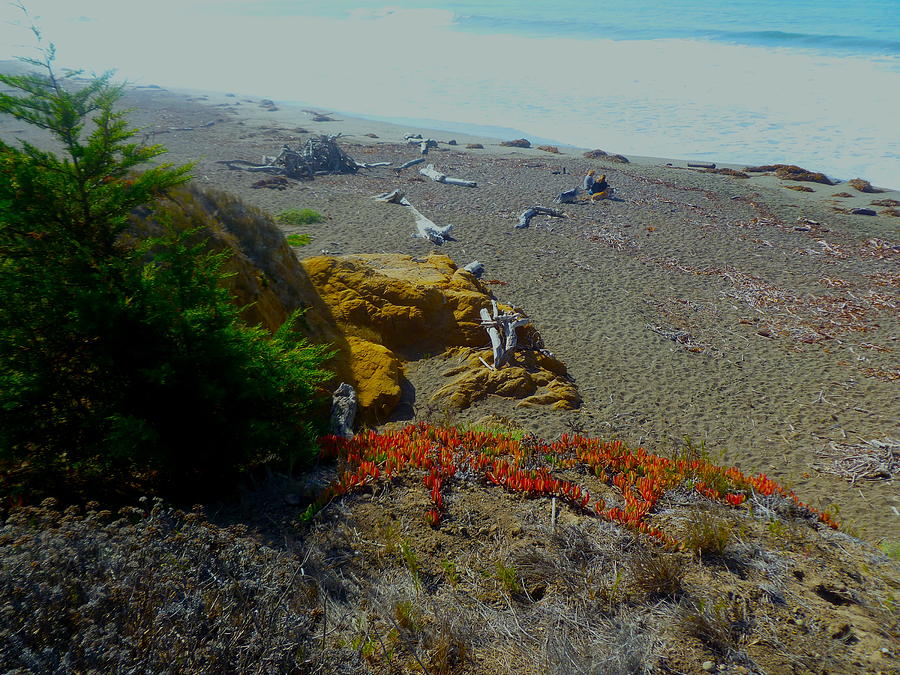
[702,661,715,672]
[851,208,877,216]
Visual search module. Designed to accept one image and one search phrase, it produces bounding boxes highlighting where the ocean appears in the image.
[2,0,899,187]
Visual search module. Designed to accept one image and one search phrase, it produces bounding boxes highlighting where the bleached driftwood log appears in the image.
[330,383,358,439]
[479,300,530,369]
[355,161,392,169]
[396,157,426,172]
[420,164,477,188]
[373,189,454,244]
[554,187,579,204]
[516,206,565,229]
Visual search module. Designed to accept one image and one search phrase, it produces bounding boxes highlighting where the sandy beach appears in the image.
[2,77,896,540]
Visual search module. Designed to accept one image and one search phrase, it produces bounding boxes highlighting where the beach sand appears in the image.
[3,78,896,540]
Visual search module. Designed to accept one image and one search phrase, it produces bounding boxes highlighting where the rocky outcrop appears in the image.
[848,178,882,193]
[132,188,580,427]
[299,253,580,422]
[583,149,630,163]
[744,164,835,185]
[435,348,580,410]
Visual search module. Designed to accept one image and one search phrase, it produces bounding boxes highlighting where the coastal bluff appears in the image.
[130,185,579,425]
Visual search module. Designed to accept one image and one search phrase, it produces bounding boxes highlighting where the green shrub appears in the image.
[494,560,520,595]
[285,233,312,247]
[276,208,324,226]
[0,47,332,499]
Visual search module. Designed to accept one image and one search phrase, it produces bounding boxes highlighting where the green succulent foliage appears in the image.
[0,46,331,498]
[276,208,323,226]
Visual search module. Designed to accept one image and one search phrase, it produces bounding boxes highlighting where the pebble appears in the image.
[702,661,715,672]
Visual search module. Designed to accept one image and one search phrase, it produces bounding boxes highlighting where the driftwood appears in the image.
[554,187,579,204]
[516,206,565,229]
[330,383,358,439]
[396,157,426,172]
[815,438,898,485]
[479,300,530,369]
[218,135,387,179]
[420,164,477,188]
[374,189,453,244]
[407,137,437,154]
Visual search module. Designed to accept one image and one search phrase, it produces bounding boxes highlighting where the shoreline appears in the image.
[152,81,900,194]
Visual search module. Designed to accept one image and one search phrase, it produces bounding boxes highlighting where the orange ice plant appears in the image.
[315,425,838,544]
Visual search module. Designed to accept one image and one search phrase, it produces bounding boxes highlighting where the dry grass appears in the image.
[0,498,324,673]
[3,438,898,674]
[681,510,733,557]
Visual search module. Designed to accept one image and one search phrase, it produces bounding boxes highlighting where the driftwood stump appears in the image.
[479,300,530,369]
[554,187,579,204]
[218,135,388,178]
[330,383,358,439]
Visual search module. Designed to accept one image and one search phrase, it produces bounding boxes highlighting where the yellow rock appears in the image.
[301,253,488,352]
[434,348,580,411]
[133,188,579,424]
[344,337,402,423]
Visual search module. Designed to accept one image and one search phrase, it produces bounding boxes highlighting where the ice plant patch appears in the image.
[315,425,837,547]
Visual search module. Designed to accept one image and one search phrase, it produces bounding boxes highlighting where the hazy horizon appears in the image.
[2,1,899,187]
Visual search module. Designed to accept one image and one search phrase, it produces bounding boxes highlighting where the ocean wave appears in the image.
[702,29,900,54]
[454,12,900,56]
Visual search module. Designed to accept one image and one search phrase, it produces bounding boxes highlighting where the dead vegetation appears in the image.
[815,438,899,485]
[3,440,896,674]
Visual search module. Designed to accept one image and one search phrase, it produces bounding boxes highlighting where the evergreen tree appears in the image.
[0,44,331,498]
